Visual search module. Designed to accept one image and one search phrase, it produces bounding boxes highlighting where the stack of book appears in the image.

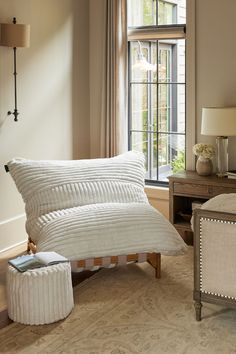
[227,171,236,179]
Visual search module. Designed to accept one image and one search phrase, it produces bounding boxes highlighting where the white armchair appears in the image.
[193,194,236,321]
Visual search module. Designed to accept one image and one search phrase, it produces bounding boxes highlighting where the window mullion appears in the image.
[128,41,132,151]
[148,42,152,180]
[156,40,159,181]
[156,0,158,26]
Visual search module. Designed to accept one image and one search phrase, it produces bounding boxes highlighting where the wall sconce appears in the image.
[0,17,30,121]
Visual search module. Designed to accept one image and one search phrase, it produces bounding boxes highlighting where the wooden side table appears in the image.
[168,171,236,244]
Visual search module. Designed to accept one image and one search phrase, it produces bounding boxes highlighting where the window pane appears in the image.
[128,0,157,27]
[131,84,148,130]
[158,83,185,133]
[152,84,157,131]
[159,46,171,83]
[176,39,185,83]
[158,0,176,25]
[128,0,186,27]
[130,131,148,171]
[131,82,158,132]
[158,0,186,25]
[131,131,157,180]
[131,41,157,83]
[158,83,170,132]
[158,133,185,181]
[158,39,185,84]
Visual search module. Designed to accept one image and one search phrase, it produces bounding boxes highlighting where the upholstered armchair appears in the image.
[193,194,236,321]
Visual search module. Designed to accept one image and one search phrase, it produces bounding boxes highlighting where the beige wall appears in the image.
[0,0,90,252]
[145,187,169,220]
[196,0,236,170]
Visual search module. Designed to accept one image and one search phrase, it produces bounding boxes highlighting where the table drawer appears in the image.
[173,182,236,198]
[212,185,236,196]
[173,182,212,197]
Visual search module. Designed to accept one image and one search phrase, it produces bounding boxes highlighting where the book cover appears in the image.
[227,175,236,179]
[9,252,68,272]
[227,170,236,176]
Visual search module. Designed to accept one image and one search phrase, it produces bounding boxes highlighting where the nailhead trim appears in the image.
[199,217,236,300]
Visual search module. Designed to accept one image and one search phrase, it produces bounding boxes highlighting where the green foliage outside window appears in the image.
[171,150,185,173]
[158,0,175,25]
[143,0,156,25]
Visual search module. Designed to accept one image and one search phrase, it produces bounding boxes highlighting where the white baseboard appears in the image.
[0,213,25,226]
[0,240,26,255]
[0,213,27,253]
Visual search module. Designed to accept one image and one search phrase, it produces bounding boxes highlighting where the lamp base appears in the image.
[216,136,228,178]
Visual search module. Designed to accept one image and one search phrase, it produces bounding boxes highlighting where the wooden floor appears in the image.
[0,244,25,311]
[0,243,96,329]
[0,243,26,328]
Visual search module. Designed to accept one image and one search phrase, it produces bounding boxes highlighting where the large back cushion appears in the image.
[8,151,148,219]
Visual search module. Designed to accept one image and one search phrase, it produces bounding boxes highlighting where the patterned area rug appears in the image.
[1,248,236,354]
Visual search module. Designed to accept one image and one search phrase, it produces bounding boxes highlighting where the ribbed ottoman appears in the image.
[7,262,74,325]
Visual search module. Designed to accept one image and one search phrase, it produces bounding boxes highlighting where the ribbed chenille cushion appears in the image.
[7,152,187,259]
[8,151,148,217]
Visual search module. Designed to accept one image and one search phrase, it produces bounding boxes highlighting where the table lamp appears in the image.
[201,107,236,177]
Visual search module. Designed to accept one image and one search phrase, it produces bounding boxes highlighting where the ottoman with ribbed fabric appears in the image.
[7,262,74,325]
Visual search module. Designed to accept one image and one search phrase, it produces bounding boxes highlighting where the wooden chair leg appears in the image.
[27,238,37,254]
[194,301,202,321]
[147,253,161,279]
[27,241,30,254]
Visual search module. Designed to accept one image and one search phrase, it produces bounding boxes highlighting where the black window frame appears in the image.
[127,1,186,187]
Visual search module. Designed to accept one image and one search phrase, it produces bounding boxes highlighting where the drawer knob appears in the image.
[208,187,213,194]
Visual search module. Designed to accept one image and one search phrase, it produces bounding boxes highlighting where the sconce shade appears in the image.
[0,23,30,47]
[201,107,236,136]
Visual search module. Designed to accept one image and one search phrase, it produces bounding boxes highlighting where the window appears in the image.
[128,0,186,184]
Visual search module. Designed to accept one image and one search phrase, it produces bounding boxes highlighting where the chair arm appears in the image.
[193,207,236,321]
[194,207,236,310]
[193,208,236,230]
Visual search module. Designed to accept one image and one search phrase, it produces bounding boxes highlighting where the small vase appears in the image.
[196,156,213,176]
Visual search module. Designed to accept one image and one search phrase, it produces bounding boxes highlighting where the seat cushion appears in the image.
[200,193,236,214]
[191,193,236,230]
[30,203,187,260]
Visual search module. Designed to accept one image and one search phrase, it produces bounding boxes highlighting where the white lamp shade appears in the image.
[201,107,236,136]
[0,23,30,48]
